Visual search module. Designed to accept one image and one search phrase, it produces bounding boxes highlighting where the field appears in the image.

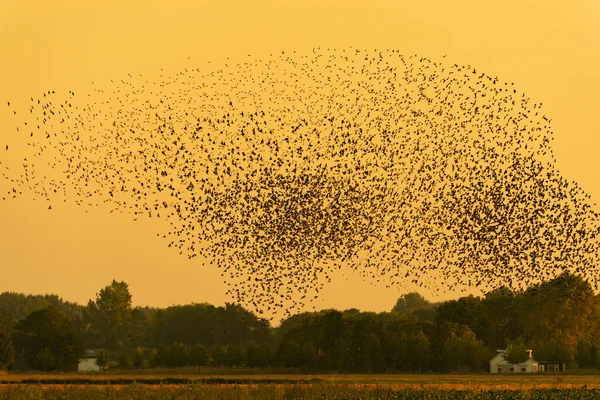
[3,373,600,399]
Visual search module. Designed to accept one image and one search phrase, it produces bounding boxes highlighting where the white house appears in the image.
[78,349,101,372]
[490,349,539,373]
[490,349,566,373]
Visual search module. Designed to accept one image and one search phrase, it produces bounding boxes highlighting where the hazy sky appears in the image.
[1,0,599,321]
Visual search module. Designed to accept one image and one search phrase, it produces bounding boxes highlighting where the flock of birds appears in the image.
[2,47,600,316]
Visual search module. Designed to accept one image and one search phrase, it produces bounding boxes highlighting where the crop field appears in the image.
[3,374,600,399]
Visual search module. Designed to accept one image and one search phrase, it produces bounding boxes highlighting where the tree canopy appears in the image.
[85,280,133,349]
[0,329,15,369]
[3,273,600,372]
[11,306,83,371]
[504,337,529,365]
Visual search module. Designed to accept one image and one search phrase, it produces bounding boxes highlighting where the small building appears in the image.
[536,361,566,373]
[490,349,539,373]
[78,349,101,372]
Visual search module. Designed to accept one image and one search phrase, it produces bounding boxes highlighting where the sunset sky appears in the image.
[1,0,599,322]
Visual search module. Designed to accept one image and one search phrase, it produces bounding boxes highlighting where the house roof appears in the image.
[490,351,537,364]
[82,349,100,358]
[490,353,506,363]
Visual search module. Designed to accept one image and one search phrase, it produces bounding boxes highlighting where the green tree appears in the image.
[167,342,188,367]
[504,337,529,365]
[246,342,271,367]
[149,347,162,367]
[320,310,345,352]
[330,336,353,371]
[435,295,487,345]
[34,348,55,371]
[536,339,572,366]
[276,335,317,369]
[150,303,270,349]
[344,312,381,372]
[412,307,436,322]
[480,286,522,348]
[519,273,600,367]
[152,344,169,367]
[0,292,83,328]
[11,306,83,371]
[392,292,431,313]
[0,309,17,336]
[577,340,599,368]
[117,349,131,369]
[297,342,317,369]
[360,332,384,373]
[277,337,300,367]
[393,331,431,373]
[442,325,489,372]
[211,345,228,366]
[86,280,133,350]
[0,330,15,369]
[96,348,109,371]
[132,346,146,369]
[381,312,420,372]
[189,343,209,366]
[128,307,154,348]
[226,344,244,366]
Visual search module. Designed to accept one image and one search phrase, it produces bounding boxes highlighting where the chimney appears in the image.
[526,349,533,358]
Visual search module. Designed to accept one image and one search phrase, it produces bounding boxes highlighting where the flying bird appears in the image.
[2,47,599,317]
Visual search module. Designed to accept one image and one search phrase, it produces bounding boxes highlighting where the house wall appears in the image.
[490,354,538,373]
[490,354,507,373]
[78,358,100,372]
[490,359,505,373]
[521,359,538,372]
[539,363,564,373]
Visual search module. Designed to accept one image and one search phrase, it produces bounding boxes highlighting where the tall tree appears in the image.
[390,294,436,321]
[503,337,529,365]
[132,346,146,368]
[189,343,209,366]
[480,286,522,348]
[435,295,487,343]
[0,309,17,336]
[576,340,599,368]
[128,307,155,348]
[442,324,490,372]
[246,342,271,367]
[535,339,572,366]
[96,348,109,371]
[392,292,432,313]
[151,302,270,348]
[86,280,133,349]
[0,329,15,369]
[11,306,83,370]
[117,349,131,369]
[320,310,345,353]
[34,348,55,371]
[211,345,229,366]
[360,332,384,373]
[381,313,426,372]
[0,292,83,325]
[519,273,600,367]
[390,331,431,373]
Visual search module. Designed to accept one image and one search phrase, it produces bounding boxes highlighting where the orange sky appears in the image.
[1,0,599,322]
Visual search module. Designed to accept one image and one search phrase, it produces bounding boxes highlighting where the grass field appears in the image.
[3,373,600,399]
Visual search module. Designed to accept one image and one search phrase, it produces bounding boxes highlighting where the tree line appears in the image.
[1,273,600,372]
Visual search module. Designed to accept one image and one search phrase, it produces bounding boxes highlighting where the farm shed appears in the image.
[78,349,101,372]
[490,349,539,373]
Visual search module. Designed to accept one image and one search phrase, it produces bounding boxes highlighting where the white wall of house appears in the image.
[78,357,100,372]
[490,352,538,373]
[490,352,505,373]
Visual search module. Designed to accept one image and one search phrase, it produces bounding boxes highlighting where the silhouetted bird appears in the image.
[2,47,599,318]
